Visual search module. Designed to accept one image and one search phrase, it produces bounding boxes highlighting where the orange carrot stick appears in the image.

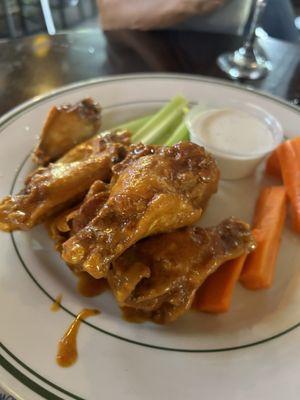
[277,140,300,233]
[265,151,281,179]
[265,137,300,180]
[240,186,286,290]
[194,253,248,313]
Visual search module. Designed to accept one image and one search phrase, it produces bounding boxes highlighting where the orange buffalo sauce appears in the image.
[77,273,108,297]
[56,308,100,367]
[51,294,63,312]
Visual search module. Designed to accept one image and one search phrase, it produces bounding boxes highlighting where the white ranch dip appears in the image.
[192,108,274,156]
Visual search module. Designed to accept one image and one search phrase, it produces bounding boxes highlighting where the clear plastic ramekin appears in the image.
[185,102,283,180]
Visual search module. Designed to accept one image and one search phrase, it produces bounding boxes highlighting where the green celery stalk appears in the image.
[137,105,187,145]
[132,96,188,143]
[165,119,189,146]
[115,114,153,134]
[153,112,183,145]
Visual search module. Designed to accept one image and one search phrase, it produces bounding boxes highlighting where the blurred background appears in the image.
[0,0,97,38]
[1,0,300,41]
[1,0,299,117]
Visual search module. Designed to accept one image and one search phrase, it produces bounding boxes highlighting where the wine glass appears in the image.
[217,0,271,80]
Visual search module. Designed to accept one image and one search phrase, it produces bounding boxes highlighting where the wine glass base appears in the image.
[217,49,271,80]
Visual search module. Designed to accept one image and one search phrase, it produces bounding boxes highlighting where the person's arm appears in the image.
[98,0,225,30]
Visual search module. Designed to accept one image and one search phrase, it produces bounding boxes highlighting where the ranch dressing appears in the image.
[186,105,283,180]
[193,108,274,157]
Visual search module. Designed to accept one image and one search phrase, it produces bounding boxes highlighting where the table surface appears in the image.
[0,28,300,117]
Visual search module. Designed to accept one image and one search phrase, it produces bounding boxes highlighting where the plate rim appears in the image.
[0,73,299,133]
[1,72,300,400]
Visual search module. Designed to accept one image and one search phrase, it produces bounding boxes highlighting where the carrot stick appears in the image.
[265,137,300,180]
[265,151,281,179]
[277,140,300,233]
[240,186,286,290]
[194,253,248,313]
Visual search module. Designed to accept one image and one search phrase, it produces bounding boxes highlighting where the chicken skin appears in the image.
[0,132,129,232]
[47,180,109,254]
[109,218,256,324]
[58,130,130,164]
[33,98,101,165]
[62,142,220,279]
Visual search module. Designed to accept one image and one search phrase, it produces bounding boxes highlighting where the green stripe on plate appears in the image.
[0,344,84,400]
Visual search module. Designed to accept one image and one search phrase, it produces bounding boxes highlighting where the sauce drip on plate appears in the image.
[77,273,108,297]
[51,294,62,312]
[56,308,100,367]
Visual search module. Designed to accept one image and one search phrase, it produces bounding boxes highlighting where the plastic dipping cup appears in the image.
[185,105,283,180]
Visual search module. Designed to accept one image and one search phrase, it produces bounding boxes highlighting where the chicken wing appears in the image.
[47,180,109,253]
[46,181,110,299]
[109,218,256,324]
[62,142,220,278]
[33,98,101,165]
[0,133,129,232]
[58,130,130,164]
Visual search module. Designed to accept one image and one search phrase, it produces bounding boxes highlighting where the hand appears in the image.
[180,0,225,15]
[98,0,226,30]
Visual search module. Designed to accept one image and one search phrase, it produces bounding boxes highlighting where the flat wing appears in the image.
[0,132,129,232]
[62,142,219,278]
[33,98,101,165]
[109,218,256,323]
[0,156,111,231]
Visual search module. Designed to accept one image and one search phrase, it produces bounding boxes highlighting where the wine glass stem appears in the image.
[244,0,267,49]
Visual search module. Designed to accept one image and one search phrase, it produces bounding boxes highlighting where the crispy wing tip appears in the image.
[0,196,30,231]
[33,98,102,166]
[197,217,256,254]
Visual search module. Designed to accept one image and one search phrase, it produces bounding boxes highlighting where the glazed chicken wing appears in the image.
[0,133,129,232]
[108,218,256,324]
[62,142,220,279]
[47,180,109,253]
[58,130,130,164]
[33,98,101,165]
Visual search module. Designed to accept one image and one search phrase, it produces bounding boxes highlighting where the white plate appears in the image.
[1,74,300,400]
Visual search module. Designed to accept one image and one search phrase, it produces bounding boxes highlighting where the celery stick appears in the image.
[181,129,189,142]
[165,104,210,145]
[165,119,189,146]
[153,113,183,145]
[115,114,153,134]
[132,96,187,143]
[138,103,187,144]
